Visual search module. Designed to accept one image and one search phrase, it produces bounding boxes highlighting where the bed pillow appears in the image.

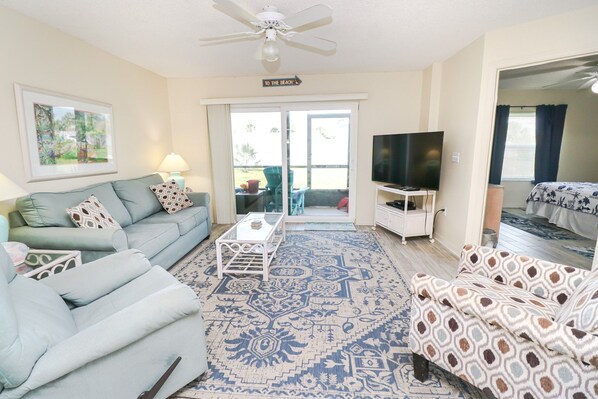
[149,180,194,214]
[66,195,122,229]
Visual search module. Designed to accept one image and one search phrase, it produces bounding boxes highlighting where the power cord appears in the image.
[424,189,429,235]
[433,209,446,227]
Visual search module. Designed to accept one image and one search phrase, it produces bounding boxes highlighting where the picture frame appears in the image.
[14,84,117,182]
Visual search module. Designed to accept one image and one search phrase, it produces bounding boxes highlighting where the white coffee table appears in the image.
[216,212,285,281]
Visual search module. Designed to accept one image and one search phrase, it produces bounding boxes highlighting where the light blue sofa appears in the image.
[0,246,207,399]
[8,174,211,268]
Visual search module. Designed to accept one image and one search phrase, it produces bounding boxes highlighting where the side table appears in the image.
[15,249,82,280]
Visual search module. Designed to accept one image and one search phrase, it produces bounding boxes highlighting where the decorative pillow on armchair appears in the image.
[555,268,598,334]
[149,180,194,214]
[66,195,122,229]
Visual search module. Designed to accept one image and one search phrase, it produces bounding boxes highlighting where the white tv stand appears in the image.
[374,185,436,245]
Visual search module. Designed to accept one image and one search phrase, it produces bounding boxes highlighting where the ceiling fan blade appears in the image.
[282,32,336,52]
[213,0,260,25]
[283,5,332,29]
[579,78,597,90]
[542,76,593,89]
[200,31,261,42]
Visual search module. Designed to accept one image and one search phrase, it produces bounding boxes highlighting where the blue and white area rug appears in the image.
[562,245,595,260]
[501,211,579,240]
[171,231,481,398]
[304,222,357,231]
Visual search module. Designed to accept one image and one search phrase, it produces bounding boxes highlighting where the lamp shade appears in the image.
[0,173,27,202]
[158,153,190,173]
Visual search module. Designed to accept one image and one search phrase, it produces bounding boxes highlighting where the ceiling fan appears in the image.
[201,0,336,62]
[542,66,598,94]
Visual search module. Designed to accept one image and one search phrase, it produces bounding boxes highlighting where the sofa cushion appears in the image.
[137,207,208,236]
[71,266,179,330]
[112,174,164,223]
[67,195,122,229]
[453,272,560,319]
[556,268,598,333]
[16,182,132,228]
[123,223,179,259]
[1,276,77,388]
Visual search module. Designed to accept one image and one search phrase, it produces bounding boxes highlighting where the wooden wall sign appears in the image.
[262,75,302,87]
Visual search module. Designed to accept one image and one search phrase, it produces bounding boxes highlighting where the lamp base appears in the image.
[168,172,185,190]
[0,214,8,243]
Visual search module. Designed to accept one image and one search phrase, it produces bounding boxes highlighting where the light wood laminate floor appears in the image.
[497,210,595,271]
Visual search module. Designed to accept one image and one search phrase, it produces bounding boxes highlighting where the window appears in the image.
[230,110,281,188]
[501,112,535,180]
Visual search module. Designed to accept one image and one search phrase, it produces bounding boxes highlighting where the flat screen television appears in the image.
[372,131,444,190]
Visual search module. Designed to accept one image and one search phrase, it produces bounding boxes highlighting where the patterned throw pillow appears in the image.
[556,268,598,333]
[66,195,122,229]
[149,180,193,214]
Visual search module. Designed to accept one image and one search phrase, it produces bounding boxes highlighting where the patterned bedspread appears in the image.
[527,182,598,215]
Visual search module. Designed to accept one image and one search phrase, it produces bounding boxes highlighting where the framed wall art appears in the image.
[14,84,117,182]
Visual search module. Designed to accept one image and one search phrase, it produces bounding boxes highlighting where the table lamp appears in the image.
[0,173,28,242]
[158,153,190,189]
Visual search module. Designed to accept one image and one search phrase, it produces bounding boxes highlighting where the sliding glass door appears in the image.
[231,102,357,222]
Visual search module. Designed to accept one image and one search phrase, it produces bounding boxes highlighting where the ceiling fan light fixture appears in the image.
[591,81,598,94]
[206,1,336,64]
[262,40,279,62]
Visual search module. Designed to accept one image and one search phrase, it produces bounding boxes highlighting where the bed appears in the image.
[526,182,598,239]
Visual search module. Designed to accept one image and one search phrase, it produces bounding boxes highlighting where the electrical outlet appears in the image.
[443,208,448,216]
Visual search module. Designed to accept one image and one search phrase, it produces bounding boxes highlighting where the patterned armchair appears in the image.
[409,244,598,399]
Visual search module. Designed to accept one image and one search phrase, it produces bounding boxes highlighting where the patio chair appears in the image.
[263,166,295,213]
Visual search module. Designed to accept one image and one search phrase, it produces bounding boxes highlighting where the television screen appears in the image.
[372,131,444,190]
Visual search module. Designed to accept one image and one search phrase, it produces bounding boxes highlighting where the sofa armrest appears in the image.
[187,192,211,233]
[7,284,200,397]
[457,244,587,304]
[9,226,128,252]
[187,192,210,208]
[411,273,598,367]
[41,250,151,306]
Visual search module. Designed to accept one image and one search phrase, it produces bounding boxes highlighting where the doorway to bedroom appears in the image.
[484,55,598,270]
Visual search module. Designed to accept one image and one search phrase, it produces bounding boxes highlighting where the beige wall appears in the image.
[429,5,598,254]
[0,6,172,214]
[167,72,423,225]
[431,37,487,254]
[501,181,534,209]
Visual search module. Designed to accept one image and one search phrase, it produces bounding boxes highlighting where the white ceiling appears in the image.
[1,0,597,78]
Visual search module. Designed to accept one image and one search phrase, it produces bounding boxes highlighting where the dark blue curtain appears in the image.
[488,105,510,184]
[534,104,567,183]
